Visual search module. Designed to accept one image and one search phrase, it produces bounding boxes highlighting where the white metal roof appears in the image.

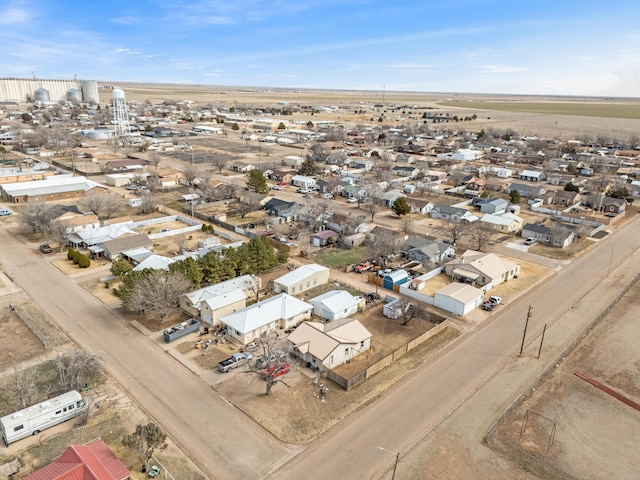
[275,264,329,288]
[219,293,312,334]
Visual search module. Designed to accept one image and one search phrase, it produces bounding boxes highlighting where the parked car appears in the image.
[321,193,334,199]
[255,350,286,369]
[347,197,358,203]
[0,208,12,216]
[39,243,52,254]
[148,465,161,478]
[355,262,373,273]
[271,184,282,190]
[482,296,503,311]
[262,363,291,379]
[524,237,537,246]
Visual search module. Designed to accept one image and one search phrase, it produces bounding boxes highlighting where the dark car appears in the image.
[39,244,52,254]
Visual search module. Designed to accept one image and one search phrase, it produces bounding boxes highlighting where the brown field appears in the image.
[439,100,640,119]
[487,279,640,479]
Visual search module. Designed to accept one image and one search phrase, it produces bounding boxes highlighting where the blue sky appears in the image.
[2,0,639,97]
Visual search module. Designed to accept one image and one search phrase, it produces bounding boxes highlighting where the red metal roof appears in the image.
[23,438,130,480]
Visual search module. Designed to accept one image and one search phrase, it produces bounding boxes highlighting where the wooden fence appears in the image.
[327,320,452,391]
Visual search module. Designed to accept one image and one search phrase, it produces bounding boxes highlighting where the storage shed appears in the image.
[433,283,483,316]
[382,269,409,290]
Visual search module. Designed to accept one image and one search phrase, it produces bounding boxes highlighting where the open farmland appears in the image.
[438,100,640,119]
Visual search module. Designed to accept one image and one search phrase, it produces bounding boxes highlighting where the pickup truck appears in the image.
[218,352,253,373]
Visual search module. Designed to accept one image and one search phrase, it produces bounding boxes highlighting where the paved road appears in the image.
[268,214,639,479]
[0,227,296,480]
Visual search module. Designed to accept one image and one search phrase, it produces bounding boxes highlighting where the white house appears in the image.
[291,175,316,188]
[443,250,520,290]
[309,290,360,321]
[519,169,544,182]
[220,293,313,344]
[133,254,176,271]
[479,212,523,234]
[288,318,372,370]
[180,274,258,318]
[433,283,483,316]
[283,155,304,167]
[273,264,330,295]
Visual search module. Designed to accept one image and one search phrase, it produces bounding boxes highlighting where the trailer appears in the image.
[163,318,200,343]
[1,390,88,445]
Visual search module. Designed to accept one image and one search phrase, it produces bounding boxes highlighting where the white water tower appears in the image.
[112,87,131,139]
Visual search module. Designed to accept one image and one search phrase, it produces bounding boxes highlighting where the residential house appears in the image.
[552,190,581,207]
[269,170,295,185]
[291,175,317,188]
[443,250,520,289]
[100,234,153,261]
[349,159,374,171]
[474,197,508,214]
[229,161,255,173]
[220,293,312,344]
[273,264,330,295]
[368,225,407,246]
[23,437,130,480]
[493,167,513,178]
[600,196,626,214]
[308,290,360,321]
[265,198,299,222]
[326,213,368,234]
[433,282,483,316]
[547,174,576,186]
[283,155,304,167]
[519,170,544,182]
[381,189,407,207]
[406,198,434,215]
[430,204,476,222]
[480,212,523,234]
[507,182,546,198]
[521,223,574,248]
[288,318,372,370]
[310,230,340,247]
[405,239,455,265]
[395,153,415,164]
[392,165,420,178]
[133,254,176,271]
[180,275,258,319]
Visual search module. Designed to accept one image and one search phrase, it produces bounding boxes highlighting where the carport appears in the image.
[452,268,480,285]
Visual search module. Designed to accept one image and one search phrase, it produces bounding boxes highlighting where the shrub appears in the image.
[67,248,76,261]
[71,250,81,264]
[78,254,91,268]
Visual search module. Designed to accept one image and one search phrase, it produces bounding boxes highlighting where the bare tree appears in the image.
[234,199,259,219]
[182,164,199,186]
[125,270,192,321]
[305,199,331,232]
[20,201,56,234]
[101,194,125,219]
[396,299,426,326]
[247,334,291,396]
[47,220,70,252]
[148,152,161,170]
[367,228,402,266]
[437,220,469,245]
[52,351,102,393]
[13,366,42,408]
[466,222,496,251]
[211,155,227,173]
[245,275,263,303]
[79,191,124,219]
[139,191,159,214]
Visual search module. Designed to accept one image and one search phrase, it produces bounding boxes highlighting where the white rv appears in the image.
[1,390,88,445]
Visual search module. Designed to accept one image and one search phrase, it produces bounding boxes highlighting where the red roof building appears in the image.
[24,438,130,480]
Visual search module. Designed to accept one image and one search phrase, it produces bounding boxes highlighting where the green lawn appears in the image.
[314,246,367,268]
[438,101,640,119]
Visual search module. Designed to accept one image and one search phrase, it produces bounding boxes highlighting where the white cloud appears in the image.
[482,65,527,74]
[0,6,32,25]
[110,16,142,25]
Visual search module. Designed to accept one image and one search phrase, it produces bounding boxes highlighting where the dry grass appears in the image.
[439,100,640,119]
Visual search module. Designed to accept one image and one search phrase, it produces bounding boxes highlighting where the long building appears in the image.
[0,77,99,103]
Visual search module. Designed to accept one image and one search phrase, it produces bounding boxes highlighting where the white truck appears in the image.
[218,352,253,373]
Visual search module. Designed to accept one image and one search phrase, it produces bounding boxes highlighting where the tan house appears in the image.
[479,212,523,234]
[273,264,330,295]
[288,318,372,370]
[443,250,520,290]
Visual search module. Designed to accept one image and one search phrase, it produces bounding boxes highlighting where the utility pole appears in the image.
[537,323,547,359]
[519,305,534,356]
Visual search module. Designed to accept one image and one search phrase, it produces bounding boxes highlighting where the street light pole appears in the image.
[377,446,400,480]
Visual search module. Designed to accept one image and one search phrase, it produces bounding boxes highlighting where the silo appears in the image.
[80,80,99,103]
[66,88,82,102]
[34,87,50,102]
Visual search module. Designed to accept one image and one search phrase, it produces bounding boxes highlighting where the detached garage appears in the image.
[434,283,483,316]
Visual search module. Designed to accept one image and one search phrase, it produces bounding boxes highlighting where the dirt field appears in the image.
[487,280,640,479]
[0,306,48,370]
